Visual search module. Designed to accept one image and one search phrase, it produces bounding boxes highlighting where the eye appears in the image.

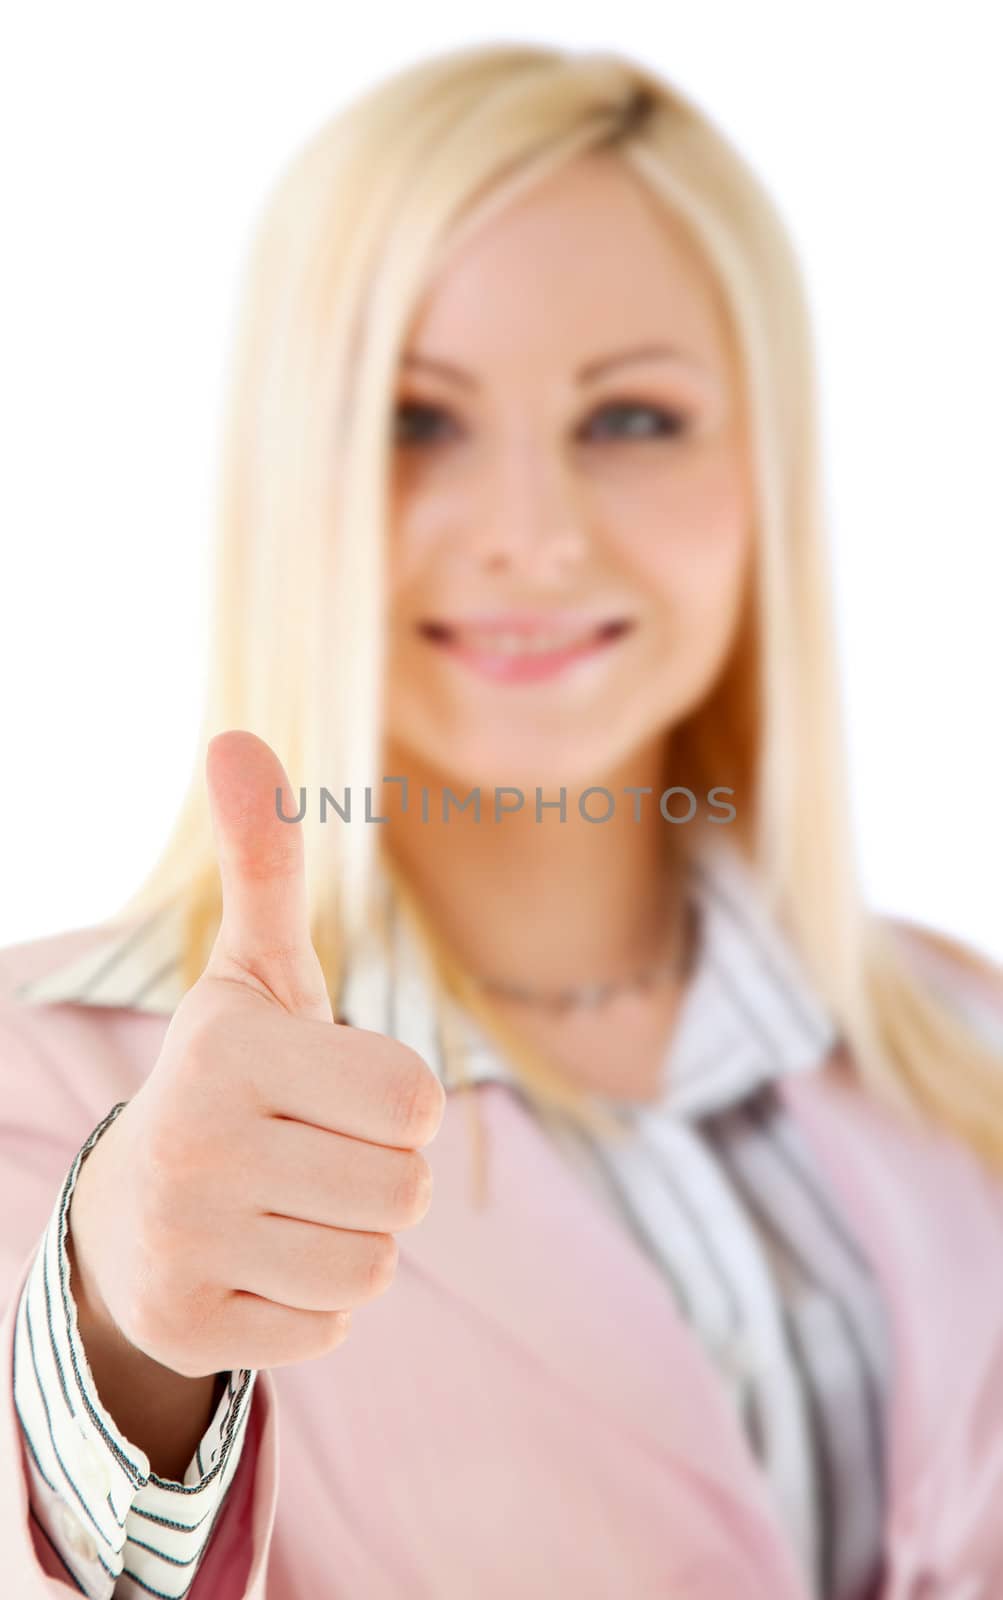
[579,400,691,443]
[392,396,693,451]
[393,400,457,448]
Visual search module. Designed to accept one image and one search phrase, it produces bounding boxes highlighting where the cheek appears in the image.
[599,452,752,613]
[386,468,444,597]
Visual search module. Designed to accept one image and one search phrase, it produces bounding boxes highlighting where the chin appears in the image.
[415,740,623,797]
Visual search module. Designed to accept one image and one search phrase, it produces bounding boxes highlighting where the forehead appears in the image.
[404,153,731,378]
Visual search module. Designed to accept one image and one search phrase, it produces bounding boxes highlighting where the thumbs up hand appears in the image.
[67,731,446,1380]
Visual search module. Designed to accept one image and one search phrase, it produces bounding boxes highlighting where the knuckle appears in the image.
[364,1233,398,1299]
[321,1309,352,1354]
[294,1309,352,1365]
[391,1153,433,1227]
[386,1054,446,1146]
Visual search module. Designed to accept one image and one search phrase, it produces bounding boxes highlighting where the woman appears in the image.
[2,38,1002,1600]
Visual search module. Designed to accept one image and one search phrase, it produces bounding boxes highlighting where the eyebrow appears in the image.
[399,342,707,390]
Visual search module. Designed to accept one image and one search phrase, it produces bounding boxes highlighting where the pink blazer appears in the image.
[2,923,1002,1600]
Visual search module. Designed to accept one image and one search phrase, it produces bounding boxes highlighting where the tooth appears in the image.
[470,627,588,646]
[455,627,600,654]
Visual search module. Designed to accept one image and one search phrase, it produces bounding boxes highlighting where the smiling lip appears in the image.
[416,613,635,684]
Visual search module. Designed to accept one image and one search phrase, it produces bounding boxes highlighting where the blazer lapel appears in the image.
[395,1077,811,1590]
[780,1048,1003,1593]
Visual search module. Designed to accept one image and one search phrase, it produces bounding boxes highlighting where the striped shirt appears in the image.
[12,839,890,1600]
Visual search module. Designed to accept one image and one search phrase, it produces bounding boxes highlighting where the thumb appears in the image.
[203,729,333,1022]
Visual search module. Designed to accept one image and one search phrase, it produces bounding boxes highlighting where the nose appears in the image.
[463,429,591,581]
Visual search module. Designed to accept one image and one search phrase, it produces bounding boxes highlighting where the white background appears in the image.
[1,1,1000,957]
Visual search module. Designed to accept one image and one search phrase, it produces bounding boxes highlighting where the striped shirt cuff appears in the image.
[12,1101,256,1599]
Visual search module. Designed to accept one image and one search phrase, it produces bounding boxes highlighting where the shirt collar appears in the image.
[12,839,839,1119]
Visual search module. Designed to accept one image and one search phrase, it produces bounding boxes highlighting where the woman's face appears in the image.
[383,152,754,793]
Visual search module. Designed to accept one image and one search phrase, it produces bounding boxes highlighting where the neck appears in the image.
[379,736,699,991]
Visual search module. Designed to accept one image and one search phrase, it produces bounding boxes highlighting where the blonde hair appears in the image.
[117,40,1003,1181]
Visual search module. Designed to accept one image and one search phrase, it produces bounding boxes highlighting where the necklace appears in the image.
[469,898,699,1016]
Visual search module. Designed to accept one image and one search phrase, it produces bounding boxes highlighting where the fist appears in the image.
[68,730,446,1378]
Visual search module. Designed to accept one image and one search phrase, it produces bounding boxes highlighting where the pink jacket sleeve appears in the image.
[0,1005,281,1598]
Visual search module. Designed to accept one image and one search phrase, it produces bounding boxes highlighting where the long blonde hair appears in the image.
[117,40,1003,1176]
